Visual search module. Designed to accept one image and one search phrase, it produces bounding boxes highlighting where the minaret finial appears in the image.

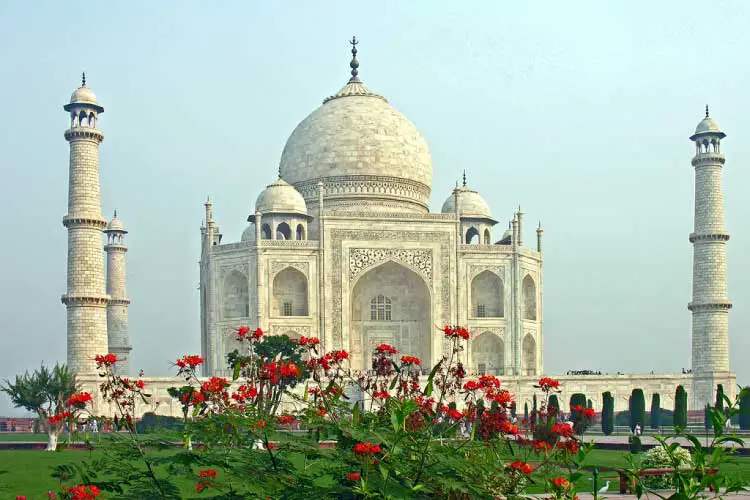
[349,36,360,82]
[462,170,467,187]
[705,104,710,118]
[81,72,86,87]
[113,209,117,218]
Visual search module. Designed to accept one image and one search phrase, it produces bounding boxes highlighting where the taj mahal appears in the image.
[60,39,735,416]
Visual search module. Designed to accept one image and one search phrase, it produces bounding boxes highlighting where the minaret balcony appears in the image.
[62,215,108,229]
[688,232,730,243]
[64,127,104,142]
[692,153,725,166]
[687,300,732,312]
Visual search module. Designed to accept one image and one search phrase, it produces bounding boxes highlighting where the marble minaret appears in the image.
[105,211,132,375]
[688,106,732,409]
[62,74,109,373]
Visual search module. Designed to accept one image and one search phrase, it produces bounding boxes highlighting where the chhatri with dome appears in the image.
[60,39,735,417]
[201,38,544,378]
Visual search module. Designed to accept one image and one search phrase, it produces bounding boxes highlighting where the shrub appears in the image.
[740,387,750,431]
[602,391,614,435]
[650,393,661,429]
[641,444,693,488]
[570,393,586,412]
[674,385,687,430]
[630,389,645,433]
[629,435,642,454]
[548,394,559,415]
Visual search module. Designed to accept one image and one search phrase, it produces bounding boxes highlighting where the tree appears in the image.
[532,394,538,424]
[601,391,614,435]
[569,393,586,411]
[524,402,529,424]
[548,394,559,417]
[674,385,688,430]
[630,388,645,433]
[587,398,593,409]
[1,364,79,451]
[650,393,661,429]
[739,387,750,431]
[715,384,725,412]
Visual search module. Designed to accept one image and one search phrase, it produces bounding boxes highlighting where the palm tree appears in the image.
[1,364,79,451]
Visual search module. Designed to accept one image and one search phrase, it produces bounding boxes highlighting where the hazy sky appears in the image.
[1,1,748,416]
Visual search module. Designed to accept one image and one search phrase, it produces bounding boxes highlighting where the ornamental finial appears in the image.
[113,209,117,218]
[705,104,710,118]
[81,72,86,87]
[462,170,467,187]
[349,36,360,82]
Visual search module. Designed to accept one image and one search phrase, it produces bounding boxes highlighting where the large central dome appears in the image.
[278,40,432,214]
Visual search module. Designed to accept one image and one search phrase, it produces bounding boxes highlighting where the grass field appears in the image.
[1,444,749,499]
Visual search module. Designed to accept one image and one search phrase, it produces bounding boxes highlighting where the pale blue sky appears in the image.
[1,1,748,415]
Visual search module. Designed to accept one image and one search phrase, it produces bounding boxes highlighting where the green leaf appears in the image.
[352,401,360,424]
[391,410,400,433]
[379,462,390,481]
[389,375,399,391]
[232,362,241,381]
[424,360,442,397]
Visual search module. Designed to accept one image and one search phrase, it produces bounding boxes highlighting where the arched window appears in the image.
[276,222,291,240]
[522,335,536,376]
[370,295,392,321]
[261,223,272,240]
[465,227,480,244]
[483,229,491,244]
[296,224,305,240]
[472,332,504,375]
[79,111,87,127]
[222,271,249,319]
[272,267,308,316]
[471,271,503,317]
[522,275,537,320]
[88,114,95,127]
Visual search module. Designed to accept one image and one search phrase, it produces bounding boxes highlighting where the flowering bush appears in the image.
[641,444,693,488]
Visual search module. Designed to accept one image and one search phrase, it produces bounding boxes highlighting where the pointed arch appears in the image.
[471,270,503,317]
[472,331,504,375]
[261,223,272,240]
[522,274,537,320]
[272,267,308,316]
[78,111,87,127]
[483,229,491,244]
[222,271,249,319]
[465,227,480,244]
[296,224,305,240]
[522,334,537,376]
[276,222,292,240]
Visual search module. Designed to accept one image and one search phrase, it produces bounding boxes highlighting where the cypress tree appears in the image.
[533,394,538,424]
[739,387,750,431]
[549,394,560,416]
[674,385,687,430]
[524,402,529,423]
[649,393,661,429]
[602,391,614,435]
[704,404,711,433]
[587,398,593,409]
[715,384,725,412]
[570,393,586,419]
[630,388,646,433]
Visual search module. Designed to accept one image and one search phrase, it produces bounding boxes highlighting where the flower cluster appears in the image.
[94,353,117,368]
[354,442,381,456]
[65,485,101,499]
[176,355,204,373]
[297,336,320,346]
[441,324,470,340]
[537,377,561,391]
[508,460,533,475]
[278,415,295,425]
[374,343,398,355]
[67,392,92,408]
[48,411,71,424]
[196,469,217,493]
[236,326,263,341]
[400,355,420,365]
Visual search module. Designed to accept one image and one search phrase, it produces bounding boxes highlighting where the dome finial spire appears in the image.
[462,170,467,187]
[81,72,86,87]
[705,104,710,118]
[348,36,360,83]
[113,209,117,218]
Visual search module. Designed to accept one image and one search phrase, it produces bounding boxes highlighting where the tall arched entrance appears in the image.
[350,261,431,372]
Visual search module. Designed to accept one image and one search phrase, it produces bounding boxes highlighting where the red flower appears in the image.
[551,423,575,438]
[298,336,320,346]
[557,440,580,453]
[509,460,533,475]
[268,442,277,450]
[65,485,101,499]
[374,344,397,355]
[236,325,250,340]
[280,362,300,379]
[463,380,480,391]
[537,377,560,391]
[48,411,71,424]
[94,353,117,367]
[176,355,204,370]
[354,442,381,456]
[136,379,145,389]
[583,407,596,418]
[67,392,93,408]
[552,477,571,490]
[199,469,217,478]
[48,494,57,500]
[500,421,520,435]
[347,472,361,481]
[440,325,470,340]
[278,415,295,425]
[532,440,553,452]
[400,355,420,365]
[256,420,267,428]
[16,496,27,500]
[372,391,390,400]
[571,404,583,413]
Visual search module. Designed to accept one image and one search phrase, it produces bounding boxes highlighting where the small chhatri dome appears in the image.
[441,180,493,220]
[105,210,127,233]
[254,178,308,216]
[65,72,104,112]
[241,224,256,242]
[691,105,725,139]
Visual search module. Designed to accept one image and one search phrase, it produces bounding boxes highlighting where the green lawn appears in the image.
[1,446,749,499]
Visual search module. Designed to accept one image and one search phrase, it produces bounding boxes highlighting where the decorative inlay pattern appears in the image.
[349,248,432,283]
[269,325,311,337]
[270,261,309,278]
[468,265,504,281]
